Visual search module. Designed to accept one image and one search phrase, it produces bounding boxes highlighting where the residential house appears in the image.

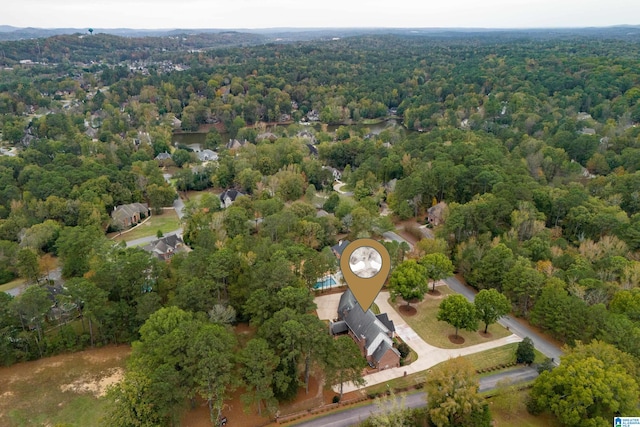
[46,284,77,324]
[579,128,596,135]
[112,203,150,229]
[142,234,189,261]
[170,116,182,129]
[306,143,319,157]
[330,289,400,371]
[297,130,316,143]
[331,240,350,259]
[306,110,320,122]
[256,132,278,142]
[323,166,342,181]
[225,139,248,151]
[197,149,218,162]
[427,201,448,227]
[219,189,245,209]
[155,152,172,161]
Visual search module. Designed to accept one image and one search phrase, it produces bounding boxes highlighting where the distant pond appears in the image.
[171,119,405,147]
[172,132,209,147]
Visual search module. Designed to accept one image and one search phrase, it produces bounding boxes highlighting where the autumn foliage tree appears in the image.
[425,357,491,427]
[528,341,639,427]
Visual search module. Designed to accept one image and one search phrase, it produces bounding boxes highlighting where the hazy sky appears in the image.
[3,0,639,29]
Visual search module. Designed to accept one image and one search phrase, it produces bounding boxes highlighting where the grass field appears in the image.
[0,345,130,427]
[362,344,525,396]
[464,343,547,373]
[112,210,181,242]
[393,287,512,348]
[489,389,562,427]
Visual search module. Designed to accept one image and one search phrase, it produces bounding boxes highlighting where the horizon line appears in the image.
[1,24,640,32]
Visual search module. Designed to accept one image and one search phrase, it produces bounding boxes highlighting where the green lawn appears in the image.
[112,210,181,242]
[0,277,26,293]
[363,344,524,396]
[370,303,380,315]
[465,343,547,373]
[465,343,518,371]
[392,287,512,348]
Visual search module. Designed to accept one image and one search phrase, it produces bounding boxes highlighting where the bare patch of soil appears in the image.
[448,335,465,344]
[0,345,131,427]
[60,367,124,397]
[398,305,417,316]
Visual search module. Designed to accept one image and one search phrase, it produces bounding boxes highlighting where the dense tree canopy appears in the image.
[2,29,640,426]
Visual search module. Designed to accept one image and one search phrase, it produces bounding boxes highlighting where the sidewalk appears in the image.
[320,290,522,394]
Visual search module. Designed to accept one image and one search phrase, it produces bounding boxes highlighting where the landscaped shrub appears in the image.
[397,342,411,359]
[516,337,535,364]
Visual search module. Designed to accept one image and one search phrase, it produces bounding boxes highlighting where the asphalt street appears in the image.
[291,367,539,427]
[444,277,563,363]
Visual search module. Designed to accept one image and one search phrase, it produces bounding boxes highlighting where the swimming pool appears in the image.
[314,276,337,290]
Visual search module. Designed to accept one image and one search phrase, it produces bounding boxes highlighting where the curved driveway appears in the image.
[335,291,522,394]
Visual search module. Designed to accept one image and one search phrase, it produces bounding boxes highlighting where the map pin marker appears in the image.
[340,239,391,311]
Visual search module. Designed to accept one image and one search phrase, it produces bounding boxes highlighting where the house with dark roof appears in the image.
[306,143,319,157]
[219,189,245,209]
[331,240,350,259]
[142,234,189,261]
[330,289,400,371]
[111,203,150,229]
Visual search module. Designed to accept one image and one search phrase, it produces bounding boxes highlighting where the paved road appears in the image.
[5,283,27,297]
[5,267,63,297]
[164,172,185,219]
[445,277,563,363]
[291,367,538,427]
[173,195,185,219]
[333,181,354,196]
[382,231,413,250]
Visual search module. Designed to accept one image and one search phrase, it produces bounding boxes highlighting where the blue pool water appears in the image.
[314,276,337,289]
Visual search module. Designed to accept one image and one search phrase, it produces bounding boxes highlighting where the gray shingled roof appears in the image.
[331,240,350,257]
[142,234,187,260]
[219,189,244,203]
[112,203,149,224]
[337,289,398,364]
[330,320,349,335]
